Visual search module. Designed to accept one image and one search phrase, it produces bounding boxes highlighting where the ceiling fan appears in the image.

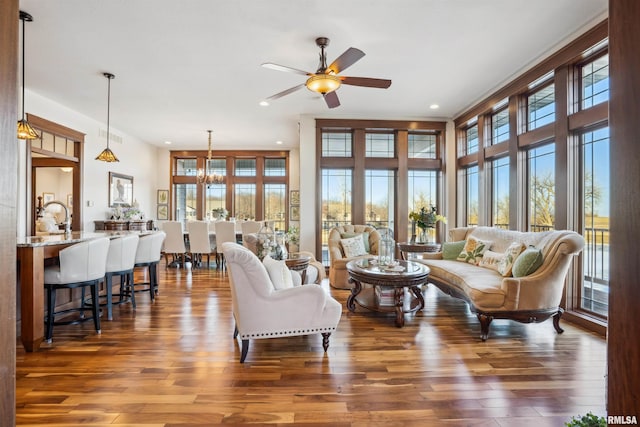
[262,37,392,109]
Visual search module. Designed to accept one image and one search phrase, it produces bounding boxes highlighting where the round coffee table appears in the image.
[346,258,430,327]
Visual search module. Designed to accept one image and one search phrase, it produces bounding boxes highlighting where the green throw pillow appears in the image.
[511,246,543,277]
[442,240,466,260]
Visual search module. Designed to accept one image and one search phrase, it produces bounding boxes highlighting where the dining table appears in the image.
[16,230,154,352]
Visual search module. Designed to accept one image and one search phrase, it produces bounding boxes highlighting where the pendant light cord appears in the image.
[21,14,26,121]
[106,76,111,149]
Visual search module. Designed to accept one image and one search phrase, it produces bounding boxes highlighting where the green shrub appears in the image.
[565,412,606,427]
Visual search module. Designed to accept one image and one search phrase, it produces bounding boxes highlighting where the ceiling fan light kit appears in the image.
[262,36,391,108]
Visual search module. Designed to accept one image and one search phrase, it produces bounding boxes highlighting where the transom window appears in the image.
[527,83,555,130]
[264,158,286,176]
[175,158,197,176]
[491,108,510,145]
[322,132,352,157]
[235,159,256,176]
[408,133,437,158]
[466,124,479,155]
[581,54,609,110]
[365,132,394,158]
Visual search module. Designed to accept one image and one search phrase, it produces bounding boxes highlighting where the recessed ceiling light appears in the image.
[276,140,283,145]
[259,100,270,107]
[429,104,439,110]
[164,140,172,145]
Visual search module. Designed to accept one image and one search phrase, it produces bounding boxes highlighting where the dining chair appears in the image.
[187,220,215,268]
[161,221,186,267]
[214,221,238,269]
[240,220,261,247]
[43,237,110,342]
[132,231,166,305]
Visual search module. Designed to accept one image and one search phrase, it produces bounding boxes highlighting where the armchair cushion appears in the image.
[340,231,370,252]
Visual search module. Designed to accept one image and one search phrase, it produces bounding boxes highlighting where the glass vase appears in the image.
[256,221,277,260]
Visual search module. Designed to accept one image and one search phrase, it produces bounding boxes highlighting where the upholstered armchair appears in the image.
[222,242,342,363]
[328,224,381,289]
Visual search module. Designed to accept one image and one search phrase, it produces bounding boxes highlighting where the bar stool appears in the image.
[101,234,140,319]
[44,237,110,342]
[132,231,166,304]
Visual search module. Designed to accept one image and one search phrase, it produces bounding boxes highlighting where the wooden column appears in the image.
[608,0,640,418]
[0,0,18,425]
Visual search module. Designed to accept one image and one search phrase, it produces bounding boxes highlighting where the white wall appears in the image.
[298,115,316,252]
[18,89,163,235]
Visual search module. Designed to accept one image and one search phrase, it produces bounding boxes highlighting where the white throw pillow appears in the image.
[263,255,293,290]
[497,242,526,277]
[478,250,503,272]
[340,236,368,258]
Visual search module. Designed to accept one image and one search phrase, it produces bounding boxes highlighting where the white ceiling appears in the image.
[19,0,608,150]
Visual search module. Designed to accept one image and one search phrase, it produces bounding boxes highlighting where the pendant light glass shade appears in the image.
[96,72,119,162]
[17,11,39,140]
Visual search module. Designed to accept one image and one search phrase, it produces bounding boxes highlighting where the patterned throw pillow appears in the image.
[340,232,370,253]
[497,242,526,277]
[478,250,504,272]
[456,236,492,265]
[340,236,368,258]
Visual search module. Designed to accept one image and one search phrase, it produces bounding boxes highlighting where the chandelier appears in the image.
[197,130,224,186]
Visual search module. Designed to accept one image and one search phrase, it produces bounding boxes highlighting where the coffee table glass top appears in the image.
[348,258,429,277]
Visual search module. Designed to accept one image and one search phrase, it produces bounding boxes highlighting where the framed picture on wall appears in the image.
[290,205,300,221]
[157,205,168,220]
[157,189,169,205]
[109,172,134,207]
[43,192,55,204]
[290,190,300,206]
[66,193,73,208]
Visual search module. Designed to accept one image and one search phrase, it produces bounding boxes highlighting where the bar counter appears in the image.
[17,230,154,352]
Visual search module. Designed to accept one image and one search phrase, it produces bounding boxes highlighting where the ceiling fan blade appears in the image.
[340,76,392,89]
[261,62,313,76]
[266,84,306,101]
[327,47,365,74]
[323,91,340,109]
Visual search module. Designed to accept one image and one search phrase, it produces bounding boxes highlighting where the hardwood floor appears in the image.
[16,260,606,426]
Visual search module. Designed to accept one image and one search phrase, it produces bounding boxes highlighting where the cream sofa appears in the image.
[328,224,381,289]
[415,226,584,340]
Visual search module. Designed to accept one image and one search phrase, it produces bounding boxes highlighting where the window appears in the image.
[408,170,438,236]
[464,166,479,226]
[264,183,286,231]
[527,144,555,231]
[491,108,509,145]
[408,133,437,158]
[173,184,197,224]
[175,158,197,176]
[234,184,256,220]
[527,83,555,130]
[31,131,75,157]
[205,184,226,220]
[581,54,609,110]
[235,159,256,176]
[264,158,286,176]
[581,127,610,317]
[466,124,479,155]
[207,158,226,177]
[365,169,395,229]
[491,157,510,228]
[365,132,394,158]
[321,169,352,265]
[322,132,352,157]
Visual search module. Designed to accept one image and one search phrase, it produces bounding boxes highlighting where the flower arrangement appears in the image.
[284,226,300,246]
[409,206,446,231]
[212,207,228,219]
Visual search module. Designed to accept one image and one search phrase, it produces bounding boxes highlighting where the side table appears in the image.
[285,253,311,284]
[397,242,441,260]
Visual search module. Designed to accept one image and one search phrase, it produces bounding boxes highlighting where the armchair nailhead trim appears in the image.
[241,326,336,339]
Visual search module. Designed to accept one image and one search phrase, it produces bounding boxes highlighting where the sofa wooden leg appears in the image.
[477,313,493,341]
[233,325,238,339]
[321,332,331,352]
[240,339,249,363]
[552,308,565,334]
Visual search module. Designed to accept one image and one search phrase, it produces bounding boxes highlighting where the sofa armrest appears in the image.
[421,252,443,260]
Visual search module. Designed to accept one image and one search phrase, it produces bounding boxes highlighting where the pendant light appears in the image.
[95,72,119,162]
[196,130,224,186]
[17,11,39,140]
